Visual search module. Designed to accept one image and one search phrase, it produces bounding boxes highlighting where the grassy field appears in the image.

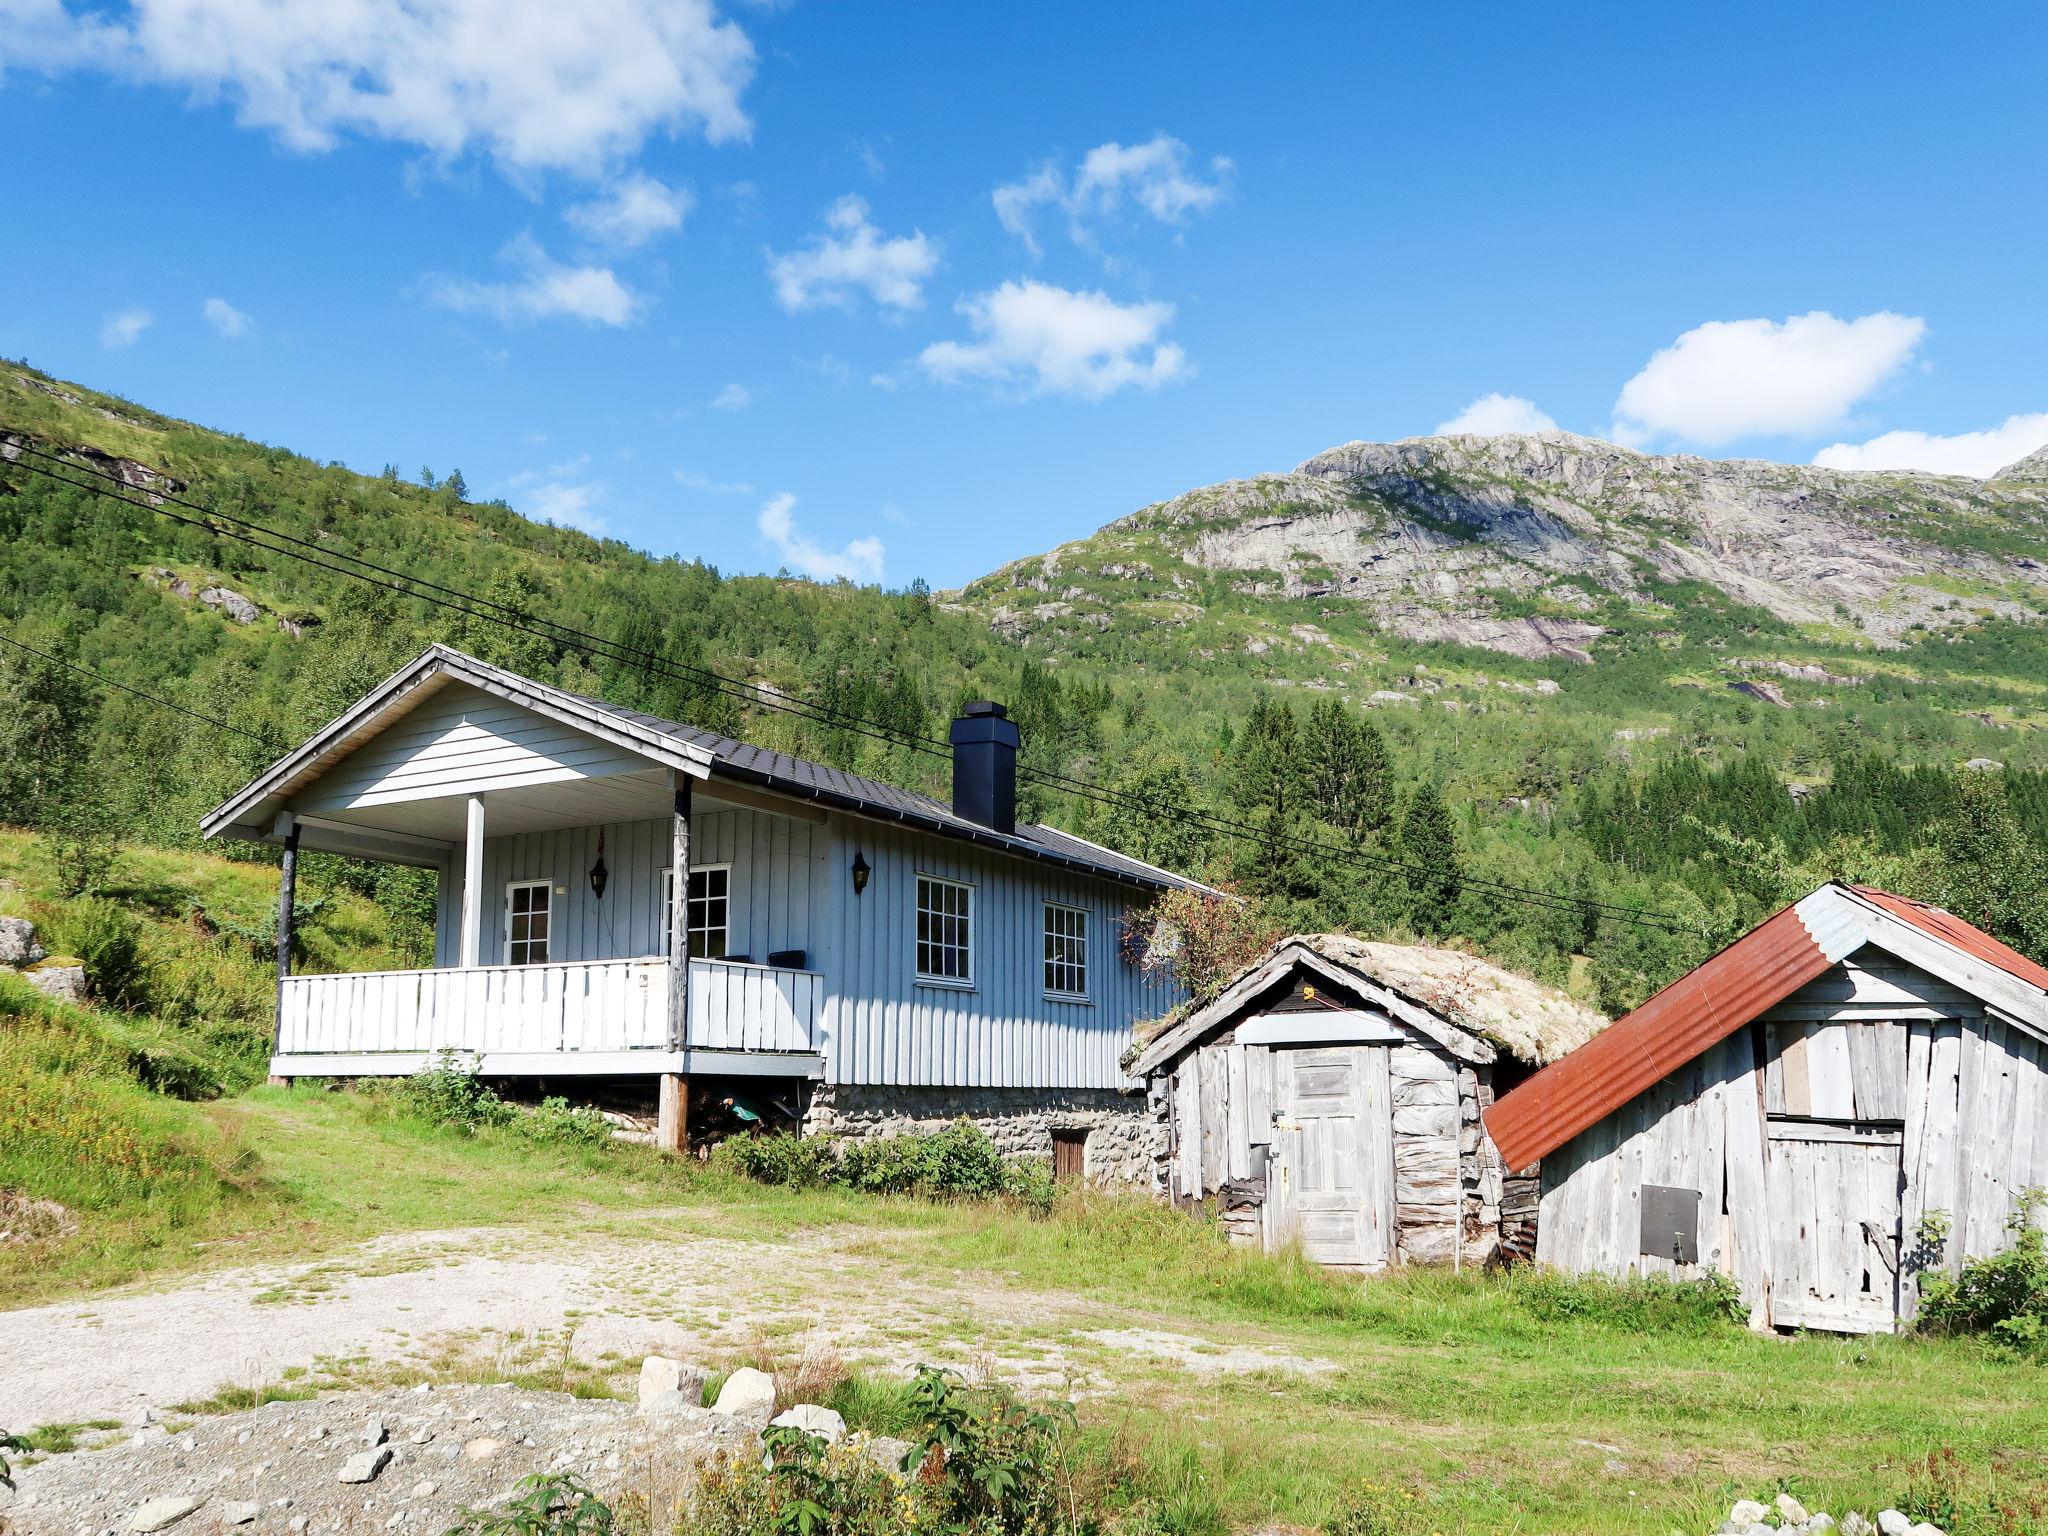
[6,1071,2045,1534]
[4,827,2046,1534]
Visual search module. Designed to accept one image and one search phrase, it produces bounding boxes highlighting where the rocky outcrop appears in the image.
[958,430,2048,663]
[1994,442,2048,482]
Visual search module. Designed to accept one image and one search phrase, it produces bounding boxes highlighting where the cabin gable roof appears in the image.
[203,645,1209,897]
[1133,938,1508,1077]
[1484,883,2048,1173]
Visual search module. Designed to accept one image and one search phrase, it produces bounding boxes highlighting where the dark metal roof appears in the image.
[544,670,1214,898]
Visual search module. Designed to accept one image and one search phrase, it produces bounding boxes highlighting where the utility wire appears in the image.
[5,439,1695,931]
[0,628,268,741]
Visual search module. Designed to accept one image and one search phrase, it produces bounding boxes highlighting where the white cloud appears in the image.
[757,492,884,583]
[1435,393,1556,436]
[708,382,751,410]
[99,306,152,349]
[566,174,691,250]
[1813,412,2048,478]
[673,467,755,495]
[1612,310,1926,447]
[10,0,755,177]
[767,195,936,313]
[919,280,1188,400]
[424,234,639,327]
[201,296,252,338]
[527,481,604,533]
[995,133,1231,255]
[506,456,605,533]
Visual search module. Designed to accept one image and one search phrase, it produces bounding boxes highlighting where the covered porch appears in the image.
[203,650,834,1151]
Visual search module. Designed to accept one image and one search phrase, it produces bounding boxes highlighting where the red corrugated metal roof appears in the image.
[1484,884,2048,1173]
[1485,901,1830,1173]
[1848,885,2048,993]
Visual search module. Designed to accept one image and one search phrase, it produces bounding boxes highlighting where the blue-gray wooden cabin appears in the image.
[203,645,1200,1153]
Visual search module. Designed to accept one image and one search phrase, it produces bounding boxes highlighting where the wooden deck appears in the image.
[273,955,824,1078]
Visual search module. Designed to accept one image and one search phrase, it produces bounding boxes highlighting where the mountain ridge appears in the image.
[955,428,2048,664]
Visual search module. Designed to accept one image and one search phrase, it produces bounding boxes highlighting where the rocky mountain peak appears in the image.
[957,429,2048,665]
[1995,442,2048,483]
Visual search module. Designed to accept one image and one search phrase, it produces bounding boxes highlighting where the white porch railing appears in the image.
[277,956,820,1060]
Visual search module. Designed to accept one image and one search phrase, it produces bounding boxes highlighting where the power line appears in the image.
[5,439,1695,931]
[0,628,266,741]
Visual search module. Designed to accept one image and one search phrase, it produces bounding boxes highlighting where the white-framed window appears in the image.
[1043,902,1088,999]
[661,864,732,959]
[504,879,552,966]
[915,874,973,984]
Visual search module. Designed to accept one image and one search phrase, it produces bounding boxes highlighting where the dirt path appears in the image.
[0,1218,1331,1429]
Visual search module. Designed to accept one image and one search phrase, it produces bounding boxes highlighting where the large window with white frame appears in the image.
[1043,902,1088,999]
[661,865,732,959]
[504,879,552,966]
[915,874,973,984]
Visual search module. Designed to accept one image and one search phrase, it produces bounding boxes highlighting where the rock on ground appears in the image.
[710,1367,777,1423]
[0,915,46,967]
[769,1405,847,1446]
[0,1384,759,1536]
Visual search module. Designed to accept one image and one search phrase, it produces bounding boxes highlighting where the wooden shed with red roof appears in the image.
[1484,883,2048,1334]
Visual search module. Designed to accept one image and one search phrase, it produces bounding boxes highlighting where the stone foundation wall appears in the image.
[802,1084,1153,1183]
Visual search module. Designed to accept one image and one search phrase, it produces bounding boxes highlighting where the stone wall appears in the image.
[802,1084,1154,1183]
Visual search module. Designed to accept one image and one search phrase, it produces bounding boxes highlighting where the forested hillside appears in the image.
[4,360,2047,1013]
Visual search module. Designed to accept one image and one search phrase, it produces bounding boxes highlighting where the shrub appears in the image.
[720,1120,1055,1210]
[1324,1481,1429,1536]
[448,1472,616,1536]
[398,1054,516,1134]
[1917,1190,2048,1351]
[718,1128,840,1189]
[395,1059,613,1150]
[683,1364,1097,1536]
[522,1096,612,1149]
[50,898,145,1009]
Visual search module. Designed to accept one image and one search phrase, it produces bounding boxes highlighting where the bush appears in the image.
[1917,1191,2048,1351]
[396,1058,610,1149]
[49,898,145,1009]
[719,1120,1056,1210]
[684,1365,1101,1536]
[448,1472,616,1536]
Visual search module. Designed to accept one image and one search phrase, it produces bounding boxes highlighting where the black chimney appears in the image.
[950,701,1019,834]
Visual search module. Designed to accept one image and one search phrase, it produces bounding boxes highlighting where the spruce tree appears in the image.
[1394,781,1461,935]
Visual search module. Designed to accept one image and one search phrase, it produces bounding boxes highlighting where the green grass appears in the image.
[17,1419,121,1455]
[8,1070,2047,1532]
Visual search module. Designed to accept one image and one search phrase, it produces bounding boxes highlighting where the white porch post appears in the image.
[459,792,486,969]
[659,771,691,1155]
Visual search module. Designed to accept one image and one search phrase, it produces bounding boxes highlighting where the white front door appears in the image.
[1270,1045,1395,1269]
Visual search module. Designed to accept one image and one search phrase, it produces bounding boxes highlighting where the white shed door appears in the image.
[1270,1045,1394,1269]
[1764,1128,1903,1333]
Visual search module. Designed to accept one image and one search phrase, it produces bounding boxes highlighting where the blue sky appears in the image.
[2,1,2044,589]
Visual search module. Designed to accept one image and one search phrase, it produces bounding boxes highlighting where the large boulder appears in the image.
[709,1367,777,1423]
[0,916,45,968]
[199,585,261,625]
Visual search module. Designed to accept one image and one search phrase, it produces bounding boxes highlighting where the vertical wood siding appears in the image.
[433,807,825,968]
[819,816,1183,1090]
[425,805,1179,1090]
[297,684,649,811]
[1535,949,2048,1332]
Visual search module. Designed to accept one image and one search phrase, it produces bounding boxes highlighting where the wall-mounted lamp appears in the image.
[850,851,870,896]
[589,833,609,900]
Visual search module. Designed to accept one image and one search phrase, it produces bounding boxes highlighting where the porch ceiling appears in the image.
[298,772,822,858]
